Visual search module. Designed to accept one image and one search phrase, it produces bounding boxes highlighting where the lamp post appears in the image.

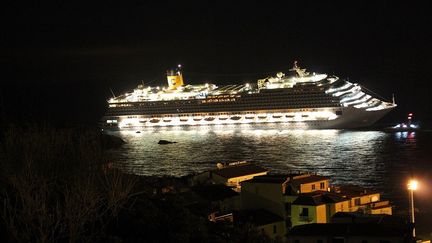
[407,179,418,238]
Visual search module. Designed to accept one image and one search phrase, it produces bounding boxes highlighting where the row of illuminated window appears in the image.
[201,98,236,103]
[110,98,339,110]
[108,102,341,114]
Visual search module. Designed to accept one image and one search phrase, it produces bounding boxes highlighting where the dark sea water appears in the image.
[107,125,432,233]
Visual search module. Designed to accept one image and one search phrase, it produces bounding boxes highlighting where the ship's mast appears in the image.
[289,60,309,77]
[109,87,116,98]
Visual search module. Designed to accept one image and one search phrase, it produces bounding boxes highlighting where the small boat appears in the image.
[286,114,295,118]
[219,116,228,120]
[149,119,160,123]
[180,118,189,122]
[193,117,202,121]
[245,116,255,119]
[258,115,267,119]
[385,123,420,132]
[163,119,172,122]
[272,114,283,118]
[384,113,421,132]
[230,116,241,120]
[204,117,215,121]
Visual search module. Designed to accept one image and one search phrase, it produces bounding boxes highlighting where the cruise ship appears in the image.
[101,62,396,130]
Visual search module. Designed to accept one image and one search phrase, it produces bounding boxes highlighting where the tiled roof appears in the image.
[191,184,239,201]
[244,173,329,185]
[211,163,268,179]
[290,174,329,185]
[292,192,348,206]
[331,184,378,198]
[289,223,407,237]
[244,174,288,184]
[234,209,284,226]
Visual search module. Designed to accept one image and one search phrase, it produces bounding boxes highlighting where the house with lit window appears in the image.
[290,186,392,228]
[241,172,330,226]
[331,185,392,215]
[290,192,351,227]
[240,172,392,231]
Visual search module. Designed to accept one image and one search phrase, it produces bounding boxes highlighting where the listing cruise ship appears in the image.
[101,62,396,130]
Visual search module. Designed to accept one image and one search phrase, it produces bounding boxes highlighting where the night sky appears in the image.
[2,1,431,127]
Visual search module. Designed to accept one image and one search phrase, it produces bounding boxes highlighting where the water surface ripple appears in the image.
[107,125,432,211]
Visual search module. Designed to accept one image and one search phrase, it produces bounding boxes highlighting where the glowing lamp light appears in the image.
[407,178,418,238]
[408,180,418,190]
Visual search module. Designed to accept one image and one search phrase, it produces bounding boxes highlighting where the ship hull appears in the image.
[100,106,394,130]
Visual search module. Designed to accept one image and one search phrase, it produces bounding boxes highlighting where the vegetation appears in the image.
[0,125,136,242]
[0,125,276,242]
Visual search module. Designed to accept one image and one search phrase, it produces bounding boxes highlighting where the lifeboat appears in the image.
[230,116,241,120]
[149,118,160,123]
[204,117,215,121]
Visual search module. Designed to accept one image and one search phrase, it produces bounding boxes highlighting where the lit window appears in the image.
[320,182,325,189]
[355,198,361,206]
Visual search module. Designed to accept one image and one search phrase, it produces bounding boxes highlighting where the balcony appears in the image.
[299,215,313,222]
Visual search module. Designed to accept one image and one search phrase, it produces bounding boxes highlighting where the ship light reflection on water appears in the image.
[395,131,416,140]
[110,127,388,181]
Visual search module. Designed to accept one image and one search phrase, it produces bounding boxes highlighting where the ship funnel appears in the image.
[167,64,184,89]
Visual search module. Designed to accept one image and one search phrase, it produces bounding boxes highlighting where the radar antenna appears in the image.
[289,60,309,77]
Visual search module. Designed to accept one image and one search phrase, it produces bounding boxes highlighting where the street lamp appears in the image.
[407,179,418,238]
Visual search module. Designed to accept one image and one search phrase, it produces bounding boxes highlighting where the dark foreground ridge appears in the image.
[0,125,270,242]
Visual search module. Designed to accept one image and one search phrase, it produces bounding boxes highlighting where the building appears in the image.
[234,209,287,240]
[240,172,392,231]
[210,161,269,191]
[241,172,330,227]
[287,223,412,243]
[331,185,392,215]
[290,192,351,227]
[183,184,241,222]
